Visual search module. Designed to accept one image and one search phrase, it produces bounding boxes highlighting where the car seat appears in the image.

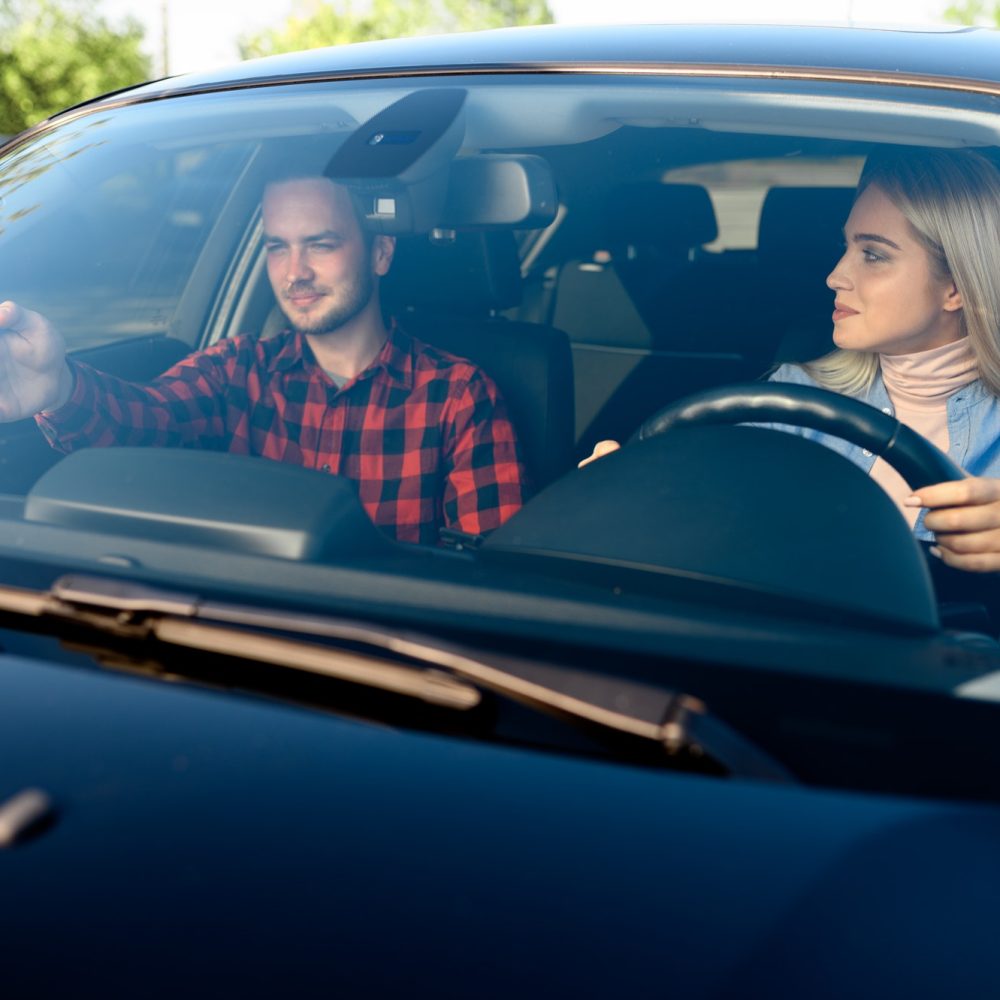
[550,182,758,448]
[381,230,575,491]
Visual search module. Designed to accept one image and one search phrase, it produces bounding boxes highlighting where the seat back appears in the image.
[551,183,758,446]
[382,231,574,490]
[554,183,720,348]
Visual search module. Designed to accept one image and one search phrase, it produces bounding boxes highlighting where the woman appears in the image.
[582,147,1000,573]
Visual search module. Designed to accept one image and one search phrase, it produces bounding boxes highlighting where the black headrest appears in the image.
[603,183,718,252]
[757,186,855,269]
[382,231,522,314]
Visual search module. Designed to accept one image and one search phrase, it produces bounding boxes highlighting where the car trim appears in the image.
[13,62,1000,144]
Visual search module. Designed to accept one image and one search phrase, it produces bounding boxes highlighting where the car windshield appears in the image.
[3,58,1000,749]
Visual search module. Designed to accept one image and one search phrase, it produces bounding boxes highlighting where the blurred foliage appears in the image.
[239,0,553,59]
[0,0,150,135]
[943,0,1000,26]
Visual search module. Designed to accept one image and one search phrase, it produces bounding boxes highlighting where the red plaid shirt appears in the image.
[36,328,527,545]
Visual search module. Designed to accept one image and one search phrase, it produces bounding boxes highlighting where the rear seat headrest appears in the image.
[381,230,522,314]
[757,186,856,269]
[603,183,718,252]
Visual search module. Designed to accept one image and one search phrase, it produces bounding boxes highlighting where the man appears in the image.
[0,176,527,545]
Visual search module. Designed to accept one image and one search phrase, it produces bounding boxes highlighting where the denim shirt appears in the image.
[769,363,1000,541]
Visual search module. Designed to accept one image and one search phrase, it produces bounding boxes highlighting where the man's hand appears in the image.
[904,477,1000,573]
[0,301,72,420]
[578,439,621,468]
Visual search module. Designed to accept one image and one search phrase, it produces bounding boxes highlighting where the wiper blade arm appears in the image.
[152,616,482,709]
[13,576,481,710]
[2,575,793,781]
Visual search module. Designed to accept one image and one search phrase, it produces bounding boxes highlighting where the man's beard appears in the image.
[281,266,374,336]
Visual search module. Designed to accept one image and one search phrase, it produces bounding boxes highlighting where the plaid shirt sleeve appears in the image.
[35,340,243,453]
[440,366,527,536]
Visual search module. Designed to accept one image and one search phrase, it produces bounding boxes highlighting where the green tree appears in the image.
[240,0,553,60]
[943,0,1000,27]
[0,0,150,135]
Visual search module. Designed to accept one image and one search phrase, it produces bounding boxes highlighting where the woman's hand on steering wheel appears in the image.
[907,476,1000,573]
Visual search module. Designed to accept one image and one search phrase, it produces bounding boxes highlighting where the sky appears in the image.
[101,0,957,77]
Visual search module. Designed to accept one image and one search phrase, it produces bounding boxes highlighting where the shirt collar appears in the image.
[272,328,308,373]
[376,321,414,390]
[270,323,414,390]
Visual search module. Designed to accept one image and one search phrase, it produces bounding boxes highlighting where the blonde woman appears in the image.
[582,148,1000,573]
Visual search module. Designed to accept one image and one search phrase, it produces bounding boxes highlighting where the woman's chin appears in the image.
[831,329,852,350]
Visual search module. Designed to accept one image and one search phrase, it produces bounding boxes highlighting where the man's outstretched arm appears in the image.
[35,350,237,454]
[0,299,236,453]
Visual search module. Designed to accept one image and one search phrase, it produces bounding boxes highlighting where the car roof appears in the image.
[70,22,1000,112]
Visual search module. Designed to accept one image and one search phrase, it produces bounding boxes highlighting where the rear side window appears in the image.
[663,156,863,250]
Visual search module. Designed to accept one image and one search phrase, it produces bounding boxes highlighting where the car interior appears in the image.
[3,75,1000,643]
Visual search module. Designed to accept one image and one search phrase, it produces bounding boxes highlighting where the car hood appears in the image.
[2,648,998,998]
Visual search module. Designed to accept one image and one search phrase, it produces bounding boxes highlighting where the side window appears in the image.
[662,156,864,250]
[0,133,255,351]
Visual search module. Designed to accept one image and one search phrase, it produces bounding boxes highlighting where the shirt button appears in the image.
[321,464,331,472]
[882,407,892,415]
[862,449,873,457]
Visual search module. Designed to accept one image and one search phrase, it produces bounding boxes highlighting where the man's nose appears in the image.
[287,247,314,281]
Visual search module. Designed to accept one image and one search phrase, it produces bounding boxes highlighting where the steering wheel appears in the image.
[635,382,965,491]
[633,382,999,627]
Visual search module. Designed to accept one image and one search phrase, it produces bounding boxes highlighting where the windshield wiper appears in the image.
[0,574,793,783]
[2,575,481,710]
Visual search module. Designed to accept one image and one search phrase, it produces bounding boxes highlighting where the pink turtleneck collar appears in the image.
[879,336,978,410]
[871,336,977,527]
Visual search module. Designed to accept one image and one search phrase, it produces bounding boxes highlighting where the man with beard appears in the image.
[0,176,527,544]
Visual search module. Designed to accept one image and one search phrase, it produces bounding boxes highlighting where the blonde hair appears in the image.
[803,147,1000,397]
